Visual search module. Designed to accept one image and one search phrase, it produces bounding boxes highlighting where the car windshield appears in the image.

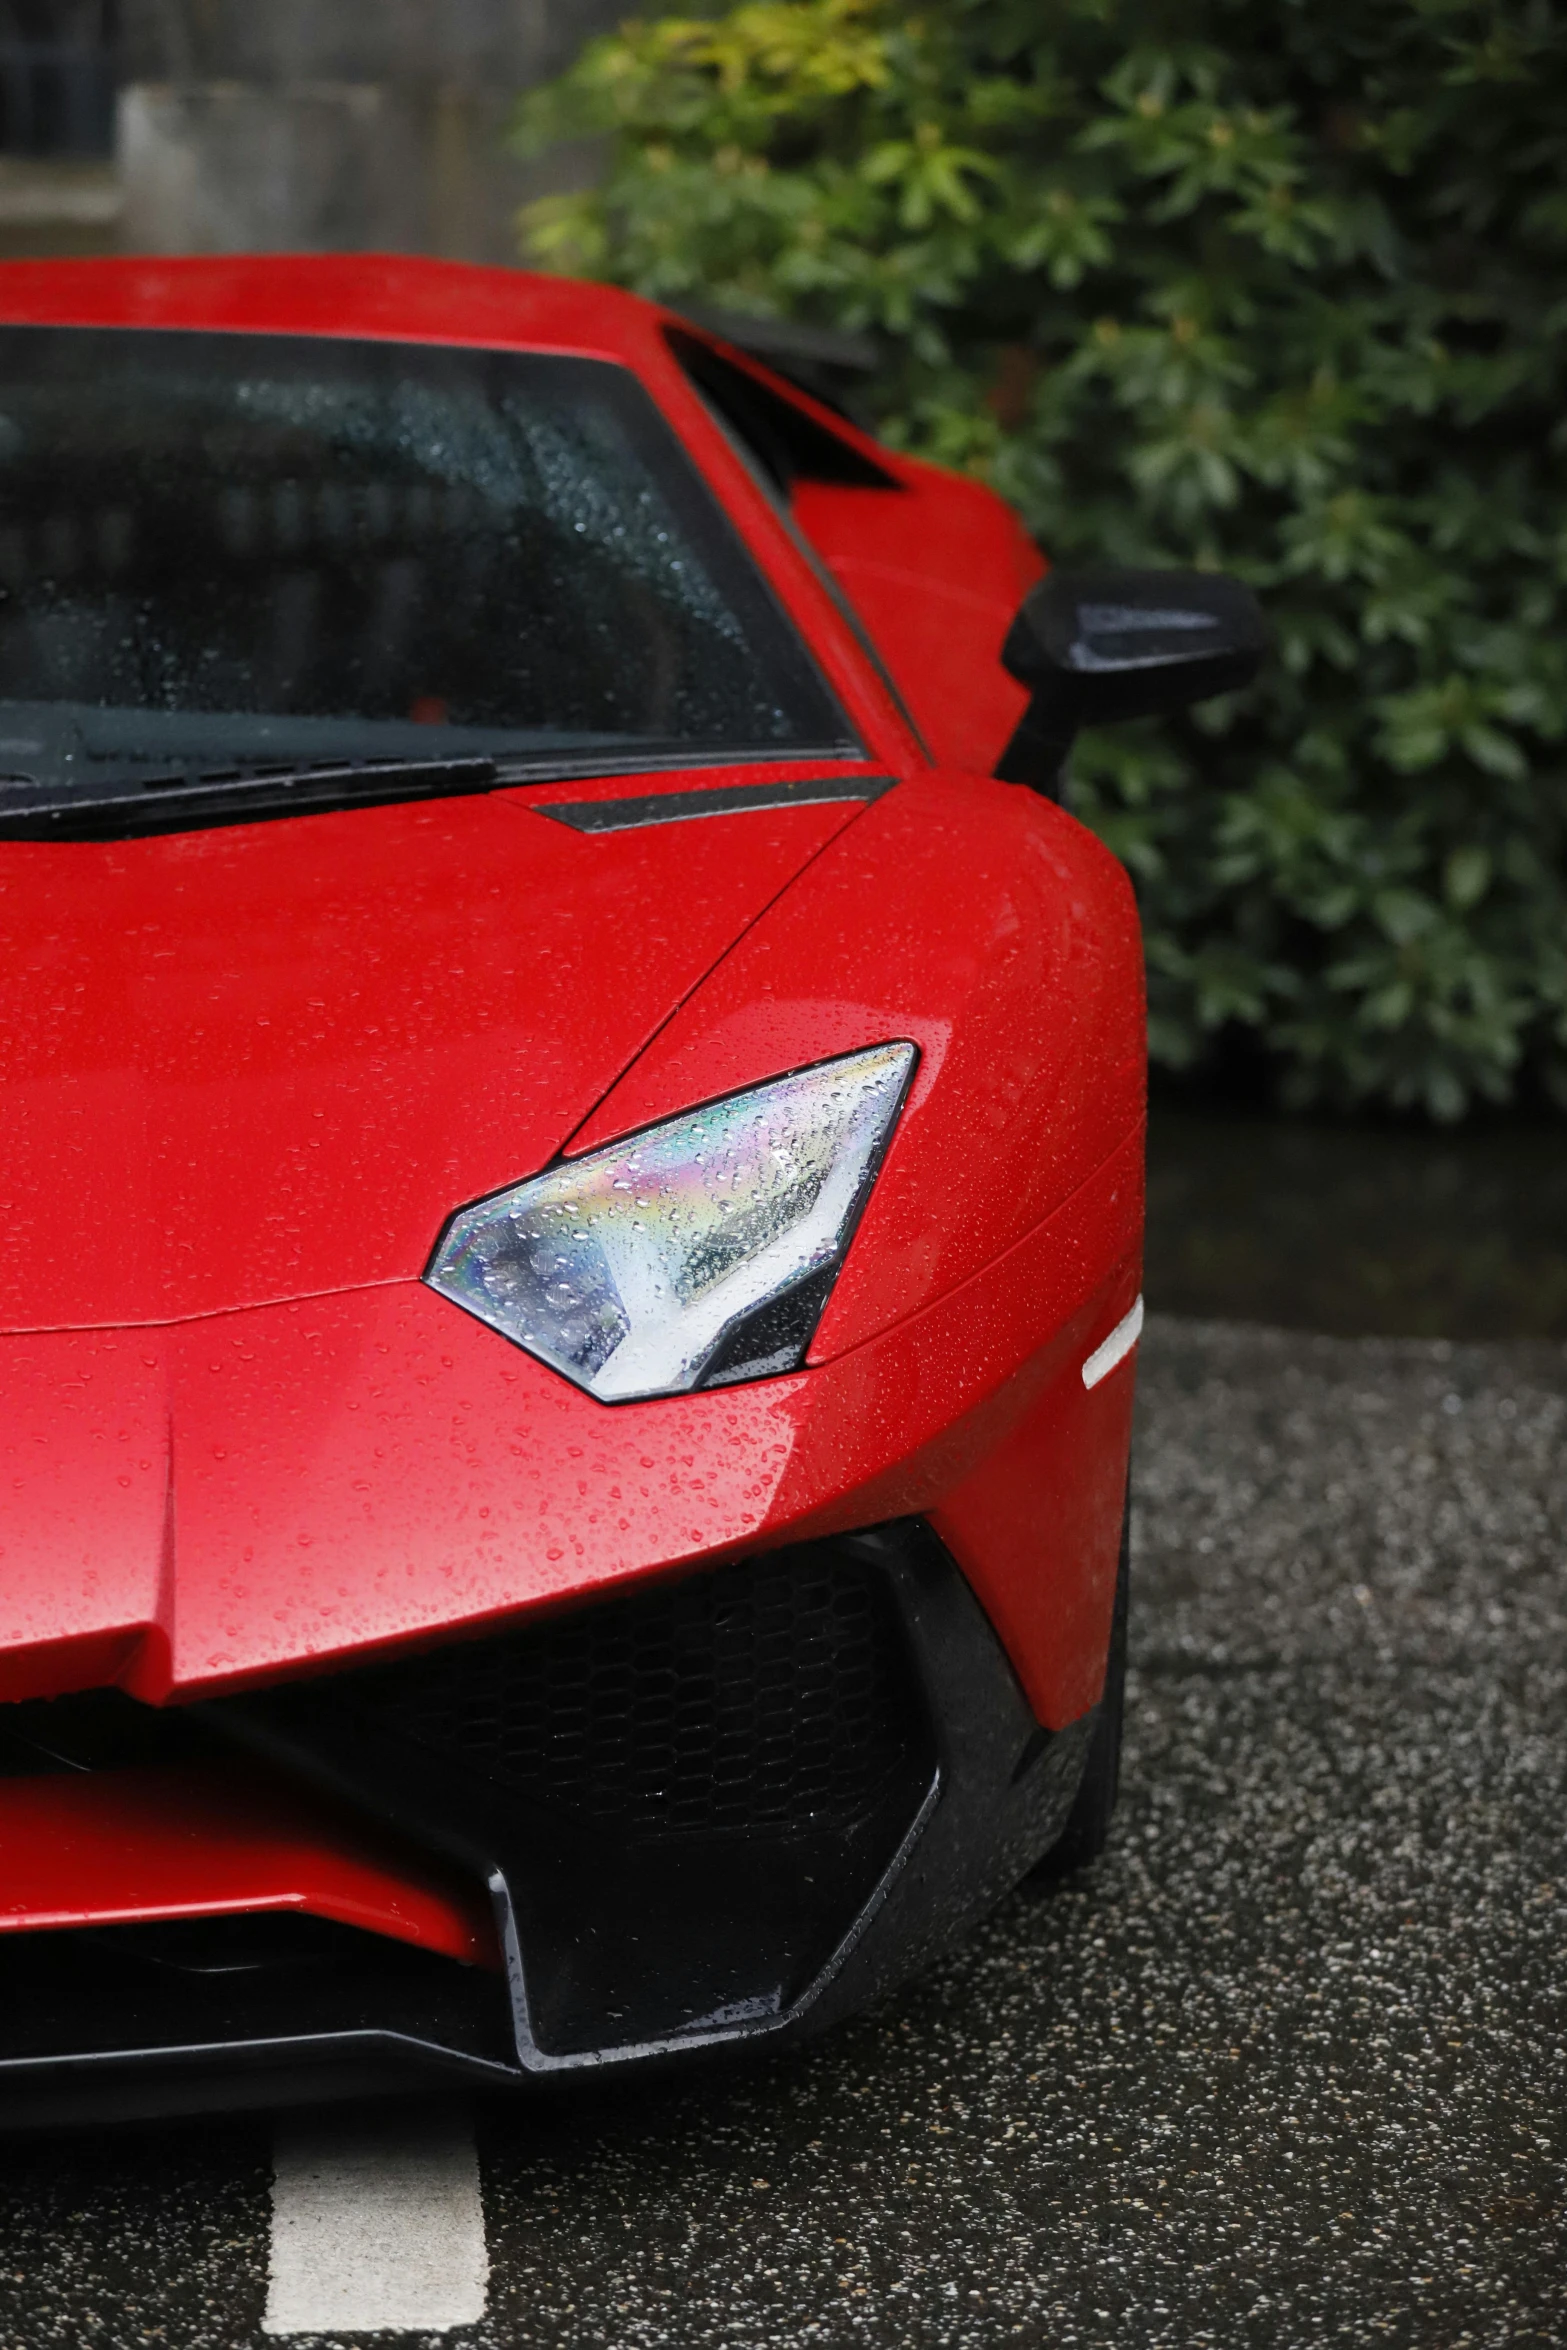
[0,326,853,810]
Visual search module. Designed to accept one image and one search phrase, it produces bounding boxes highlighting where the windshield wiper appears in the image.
[0,755,501,842]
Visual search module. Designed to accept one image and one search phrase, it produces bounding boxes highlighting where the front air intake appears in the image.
[234,1539,941,2063]
[330,1543,924,1841]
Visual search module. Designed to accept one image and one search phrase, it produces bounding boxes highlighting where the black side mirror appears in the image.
[995,567,1269,797]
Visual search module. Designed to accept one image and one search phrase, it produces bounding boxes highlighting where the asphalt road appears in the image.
[2,1315,1563,2348]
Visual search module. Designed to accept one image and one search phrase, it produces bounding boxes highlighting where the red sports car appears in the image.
[0,257,1262,2123]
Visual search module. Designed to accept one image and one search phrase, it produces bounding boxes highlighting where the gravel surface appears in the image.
[1,1316,1563,2348]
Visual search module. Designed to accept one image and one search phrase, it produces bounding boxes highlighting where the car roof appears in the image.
[0,252,662,361]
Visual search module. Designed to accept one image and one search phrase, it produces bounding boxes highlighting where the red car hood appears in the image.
[0,774,869,1331]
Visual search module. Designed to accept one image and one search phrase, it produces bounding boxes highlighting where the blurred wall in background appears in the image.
[0,0,618,261]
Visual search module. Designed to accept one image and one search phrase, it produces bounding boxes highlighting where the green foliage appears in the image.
[514,0,1567,1118]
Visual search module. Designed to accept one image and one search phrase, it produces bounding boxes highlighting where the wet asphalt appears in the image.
[1,1313,1563,2348]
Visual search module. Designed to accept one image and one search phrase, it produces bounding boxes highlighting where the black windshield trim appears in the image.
[0,756,500,841]
[0,745,876,842]
[536,774,896,833]
[491,742,863,787]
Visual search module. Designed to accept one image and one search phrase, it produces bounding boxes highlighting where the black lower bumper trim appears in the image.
[0,1914,519,2129]
[0,2031,519,2133]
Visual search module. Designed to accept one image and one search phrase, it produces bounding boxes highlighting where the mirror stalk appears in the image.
[995,568,1268,799]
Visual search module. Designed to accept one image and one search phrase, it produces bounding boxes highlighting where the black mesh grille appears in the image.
[333,1545,924,1839]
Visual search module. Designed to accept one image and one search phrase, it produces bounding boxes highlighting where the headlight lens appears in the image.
[425,1041,916,1402]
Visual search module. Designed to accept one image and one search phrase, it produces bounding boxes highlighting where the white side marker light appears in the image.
[1081,1294,1144,1390]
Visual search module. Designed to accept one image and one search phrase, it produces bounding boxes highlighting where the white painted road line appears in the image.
[264,2101,489,2336]
[1081,1293,1144,1390]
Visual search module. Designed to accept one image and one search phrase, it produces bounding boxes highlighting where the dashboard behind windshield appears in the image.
[0,327,853,812]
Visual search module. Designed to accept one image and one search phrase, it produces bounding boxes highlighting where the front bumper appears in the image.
[0,1519,1098,2126]
[0,1127,1140,2123]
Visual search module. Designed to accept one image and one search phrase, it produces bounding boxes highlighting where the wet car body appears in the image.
[0,257,1145,2122]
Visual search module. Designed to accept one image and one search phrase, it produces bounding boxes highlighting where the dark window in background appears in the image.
[0,1,117,159]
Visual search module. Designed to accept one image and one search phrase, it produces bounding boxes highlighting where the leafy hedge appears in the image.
[515,1,1567,1118]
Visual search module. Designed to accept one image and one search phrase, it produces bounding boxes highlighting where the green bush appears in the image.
[514,0,1567,1119]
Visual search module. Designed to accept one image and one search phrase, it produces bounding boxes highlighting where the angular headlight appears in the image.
[425,1042,916,1402]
